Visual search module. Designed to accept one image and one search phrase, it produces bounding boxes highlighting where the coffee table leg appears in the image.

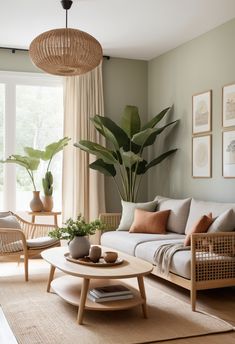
[137,276,148,318]
[77,278,90,325]
[47,265,56,292]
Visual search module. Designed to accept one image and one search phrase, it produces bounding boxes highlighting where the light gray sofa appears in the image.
[100,196,235,310]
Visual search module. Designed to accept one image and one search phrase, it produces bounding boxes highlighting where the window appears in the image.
[0,72,63,211]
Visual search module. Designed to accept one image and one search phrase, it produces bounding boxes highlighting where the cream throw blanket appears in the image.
[153,243,190,276]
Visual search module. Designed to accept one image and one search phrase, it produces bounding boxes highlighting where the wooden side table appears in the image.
[28,211,61,226]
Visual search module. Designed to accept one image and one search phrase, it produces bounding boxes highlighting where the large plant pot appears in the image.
[30,191,43,212]
[68,236,90,259]
[42,195,54,212]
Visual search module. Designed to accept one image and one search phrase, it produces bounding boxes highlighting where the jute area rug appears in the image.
[0,268,234,344]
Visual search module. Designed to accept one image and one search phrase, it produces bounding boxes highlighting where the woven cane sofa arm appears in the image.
[191,232,235,283]
[12,213,57,239]
[99,213,121,232]
[0,228,27,254]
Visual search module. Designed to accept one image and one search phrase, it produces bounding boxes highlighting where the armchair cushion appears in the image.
[26,237,59,249]
[0,215,21,229]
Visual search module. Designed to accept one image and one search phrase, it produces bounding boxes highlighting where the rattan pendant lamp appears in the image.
[29,0,103,76]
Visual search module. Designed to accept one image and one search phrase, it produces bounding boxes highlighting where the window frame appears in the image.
[0,71,63,211]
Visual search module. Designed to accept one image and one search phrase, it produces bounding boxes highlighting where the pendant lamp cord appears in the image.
[66,9,68,28]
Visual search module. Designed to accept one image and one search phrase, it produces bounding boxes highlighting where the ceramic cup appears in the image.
[89,245,102,263]
[103,251,118,263]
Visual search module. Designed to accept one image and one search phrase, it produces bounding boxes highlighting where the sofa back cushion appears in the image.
[117,200,158,231]
[154,196,191,234]
[207,208,235,233]
[184,213,213,246]
[129,209,170,234]
[185,199,235,233]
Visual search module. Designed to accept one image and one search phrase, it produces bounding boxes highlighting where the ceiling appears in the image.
[1,0,235,61]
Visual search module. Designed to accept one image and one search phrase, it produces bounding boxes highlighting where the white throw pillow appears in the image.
[117,200,158,231]
[154,196,191,234]
[208,209,235,233]
[0,215,21,229]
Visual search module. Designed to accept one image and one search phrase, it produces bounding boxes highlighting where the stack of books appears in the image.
[88,284,133,303]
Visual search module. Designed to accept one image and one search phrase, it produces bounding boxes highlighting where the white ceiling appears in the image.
[1,0,235,61]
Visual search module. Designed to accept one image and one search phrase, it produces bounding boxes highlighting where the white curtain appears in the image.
[62,63,106,222]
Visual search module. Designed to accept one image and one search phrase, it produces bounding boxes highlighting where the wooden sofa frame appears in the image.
[99,213,235,311]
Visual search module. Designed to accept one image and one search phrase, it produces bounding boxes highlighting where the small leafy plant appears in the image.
[48,215,106,241]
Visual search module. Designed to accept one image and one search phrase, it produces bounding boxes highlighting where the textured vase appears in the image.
[42,196,54,212]
[89,245,102,263]
[68,236,90,259]
[30,191,43,212]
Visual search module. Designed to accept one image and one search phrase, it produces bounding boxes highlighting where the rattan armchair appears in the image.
[0,213,60,281]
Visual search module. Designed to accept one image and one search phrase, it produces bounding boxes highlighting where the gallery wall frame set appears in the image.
[222,83,235,178]
[192,90,212,178]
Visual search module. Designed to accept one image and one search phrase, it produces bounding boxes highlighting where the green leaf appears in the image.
[93,115,129,148]
[143,120,178,148]
[42,137,71,161]
[2,155,40,171]
[91,116,119,150]
[120,149,143,168]
[74,140,117,164]
[135,160,148,175]
[142,107,171,130]
[121,105,141,138]
[132,128,154,146]
[145,149,177,171]
[24,147,44,159]
[89,159,116,177]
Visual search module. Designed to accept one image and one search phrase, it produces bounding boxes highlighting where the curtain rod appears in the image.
[0,46,110,59]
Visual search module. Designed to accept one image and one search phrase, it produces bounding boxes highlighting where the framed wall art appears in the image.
[192,90,212,134]
[222,83,235,128]
[192,135,211,178]
[223,130,235,178]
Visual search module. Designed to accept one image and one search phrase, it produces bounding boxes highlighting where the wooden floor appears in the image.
[146,274,235,344]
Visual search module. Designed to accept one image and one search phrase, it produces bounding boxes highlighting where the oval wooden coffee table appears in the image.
[41,246,153,325]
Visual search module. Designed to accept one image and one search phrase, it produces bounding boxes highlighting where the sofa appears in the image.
[99,196,235,310]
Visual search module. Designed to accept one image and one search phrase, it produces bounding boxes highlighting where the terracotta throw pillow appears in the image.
[129,209,170,234]
[184,213,213,247]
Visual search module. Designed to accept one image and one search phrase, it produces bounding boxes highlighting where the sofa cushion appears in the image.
[129,209,170,234]
[117,200,158,231]
[101,231,185,256]
[208,209,235,233]
[184,213,213,246]
[154,196,191,234]
[135,239,191,279]
[185,199,235,233]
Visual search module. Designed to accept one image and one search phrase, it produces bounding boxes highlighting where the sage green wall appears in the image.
[148,18,235,203]
[0,52,148,212]
[0,50,39,72]
[103,58,148,212]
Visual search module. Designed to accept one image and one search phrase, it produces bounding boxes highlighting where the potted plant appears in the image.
[25,137,70,211]
[48,215,105,259]
[74,105,179,202]
[1,154,43,211]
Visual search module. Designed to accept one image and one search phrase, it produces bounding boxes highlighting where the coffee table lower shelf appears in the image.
[51,275,145,322]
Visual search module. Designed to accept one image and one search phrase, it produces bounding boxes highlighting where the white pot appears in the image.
[68,236,90,259]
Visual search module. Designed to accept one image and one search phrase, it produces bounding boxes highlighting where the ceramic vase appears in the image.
[68,236,90,259]
[42,195,54,212]
[30,191,43,212]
